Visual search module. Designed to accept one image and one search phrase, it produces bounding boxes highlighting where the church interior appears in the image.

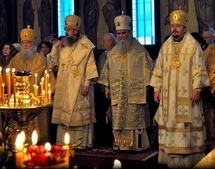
[0,0,214,168]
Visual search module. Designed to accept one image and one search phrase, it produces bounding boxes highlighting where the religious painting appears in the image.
[79,0,125,49]
[17,0,54,44]
[194,0,215,33]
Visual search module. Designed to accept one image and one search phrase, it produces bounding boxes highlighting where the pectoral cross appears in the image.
[170,55,181,68]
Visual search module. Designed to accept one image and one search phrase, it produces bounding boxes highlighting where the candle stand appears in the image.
[0,70,60,168]
[0,70,52,148]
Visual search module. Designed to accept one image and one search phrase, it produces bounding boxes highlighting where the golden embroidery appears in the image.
[117,55,127,63]
[72,66,80,78]
[81,43,89,49]
[112,51,127,63]
[114,139,133,147]
[131,48,142,61]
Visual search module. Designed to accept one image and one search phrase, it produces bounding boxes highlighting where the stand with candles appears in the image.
[0,68,80,168]
[0,70,52,106]
[0,70,52,148]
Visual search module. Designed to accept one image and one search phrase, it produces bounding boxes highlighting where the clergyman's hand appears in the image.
[53,40,63,48]
[81,86,89,96]
[190,90,200,103]
[154,91,160,103]
[105,88,111,99]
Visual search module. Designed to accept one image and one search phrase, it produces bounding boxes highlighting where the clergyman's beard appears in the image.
[20,45,36,61]
[172,31,180,40]
[116,36,132,56]
[172,34,180,39]
[63,36,78,47]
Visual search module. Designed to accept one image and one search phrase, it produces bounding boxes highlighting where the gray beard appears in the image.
[20,46,36,61]
[116,36,132,56]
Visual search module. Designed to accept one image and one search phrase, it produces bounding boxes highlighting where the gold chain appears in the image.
[65,42,78,66]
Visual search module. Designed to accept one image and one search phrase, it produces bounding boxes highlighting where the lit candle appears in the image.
[48,89,51,102]
[34,73,38,86]
[48,83,51,101]
[26,130,38,164]
[33,84,36,96]
[35,85,38,97]
[2,83,4,103]
[15,132,25,168]
[0,67,2,99]
[5,68,11,100]
[46,74,49,98]
[64,132,70,168]
[42,90,45,97]
[44,142,51,166]
[40,78,44,95]
[47,74,49,85]
[12,68,16,103]
[44,72,49,97]
[40,89,46,103]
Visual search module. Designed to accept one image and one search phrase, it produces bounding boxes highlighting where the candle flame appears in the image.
[0,67,2,71]
[32,130,38,146]
[15,132,25,151]
[35,73,38,77]
[113,159,122,168]
[64,132,70,145]
[5,68,10,73]
[20,131,25,141]
[44,142,51,151]
[12,68,15,73]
